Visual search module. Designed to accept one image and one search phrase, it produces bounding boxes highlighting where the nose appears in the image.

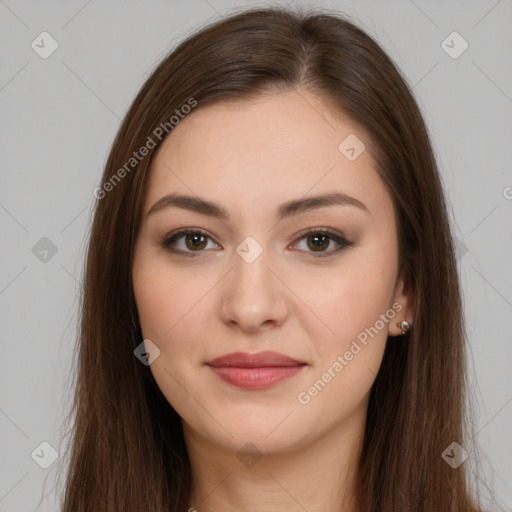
[219,241,289,334]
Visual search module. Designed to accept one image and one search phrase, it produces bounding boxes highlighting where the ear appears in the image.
[388,268,414,337]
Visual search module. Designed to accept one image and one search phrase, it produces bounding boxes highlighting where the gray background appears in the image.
[0,0,511,510]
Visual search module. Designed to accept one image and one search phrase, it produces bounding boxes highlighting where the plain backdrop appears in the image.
[0,1,511,510]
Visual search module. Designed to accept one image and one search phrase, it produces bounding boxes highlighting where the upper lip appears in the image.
[206,351,306,368]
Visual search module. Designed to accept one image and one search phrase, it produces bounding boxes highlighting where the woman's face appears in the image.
[132,89,412,455]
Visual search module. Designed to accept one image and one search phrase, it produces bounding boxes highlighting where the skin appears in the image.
[132,88,414,512]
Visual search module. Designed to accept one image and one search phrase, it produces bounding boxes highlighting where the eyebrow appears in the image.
[146,191,370,220]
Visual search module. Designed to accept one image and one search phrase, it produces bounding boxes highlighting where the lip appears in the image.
[206,350,305,368]
[205,351,307,389]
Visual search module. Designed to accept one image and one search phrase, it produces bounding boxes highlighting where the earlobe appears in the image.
[389,270,414,337]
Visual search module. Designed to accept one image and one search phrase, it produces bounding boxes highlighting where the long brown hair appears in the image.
[54,6,492,511]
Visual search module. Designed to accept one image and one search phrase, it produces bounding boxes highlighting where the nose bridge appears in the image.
[232,234,275,299]
[219,234,287,331]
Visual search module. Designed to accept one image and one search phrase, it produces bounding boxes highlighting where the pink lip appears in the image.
[205,351,307,389]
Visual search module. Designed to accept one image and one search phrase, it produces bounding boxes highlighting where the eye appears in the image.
[161,227,353,257]
[290,227,353,258]
[162,228,220,256]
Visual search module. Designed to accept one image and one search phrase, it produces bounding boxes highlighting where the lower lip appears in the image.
[207,365,306,389]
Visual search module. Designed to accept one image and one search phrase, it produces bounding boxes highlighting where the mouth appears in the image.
[205,351,307,389]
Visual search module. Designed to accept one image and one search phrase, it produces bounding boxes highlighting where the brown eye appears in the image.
[184,232,208,251]
[306,233,330,252]
[292,228,353,258]
[162,229,219,256]
[162,227,353,258]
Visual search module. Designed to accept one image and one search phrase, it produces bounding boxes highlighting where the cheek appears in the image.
[132,261,204,412]
[295,266,394,421]
[133,258,228,434]
[304,258,396,346]
[132,252,219,376]
[299,256,397,409]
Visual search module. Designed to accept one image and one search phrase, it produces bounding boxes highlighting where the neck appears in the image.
[183,408,365,512]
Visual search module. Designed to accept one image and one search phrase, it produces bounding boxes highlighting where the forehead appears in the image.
[145,90,392,222]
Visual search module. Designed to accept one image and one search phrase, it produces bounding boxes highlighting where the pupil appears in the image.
[187,233,206,250]
[309,234,327,251]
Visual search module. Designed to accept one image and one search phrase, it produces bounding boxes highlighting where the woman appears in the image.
[57,6,491,511]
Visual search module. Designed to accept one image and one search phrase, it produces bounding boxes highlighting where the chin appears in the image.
[184,411,317,457]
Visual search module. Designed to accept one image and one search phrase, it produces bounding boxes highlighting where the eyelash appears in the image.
[161,227,354,258]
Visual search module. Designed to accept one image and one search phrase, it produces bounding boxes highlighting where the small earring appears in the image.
[398,320,410,335]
